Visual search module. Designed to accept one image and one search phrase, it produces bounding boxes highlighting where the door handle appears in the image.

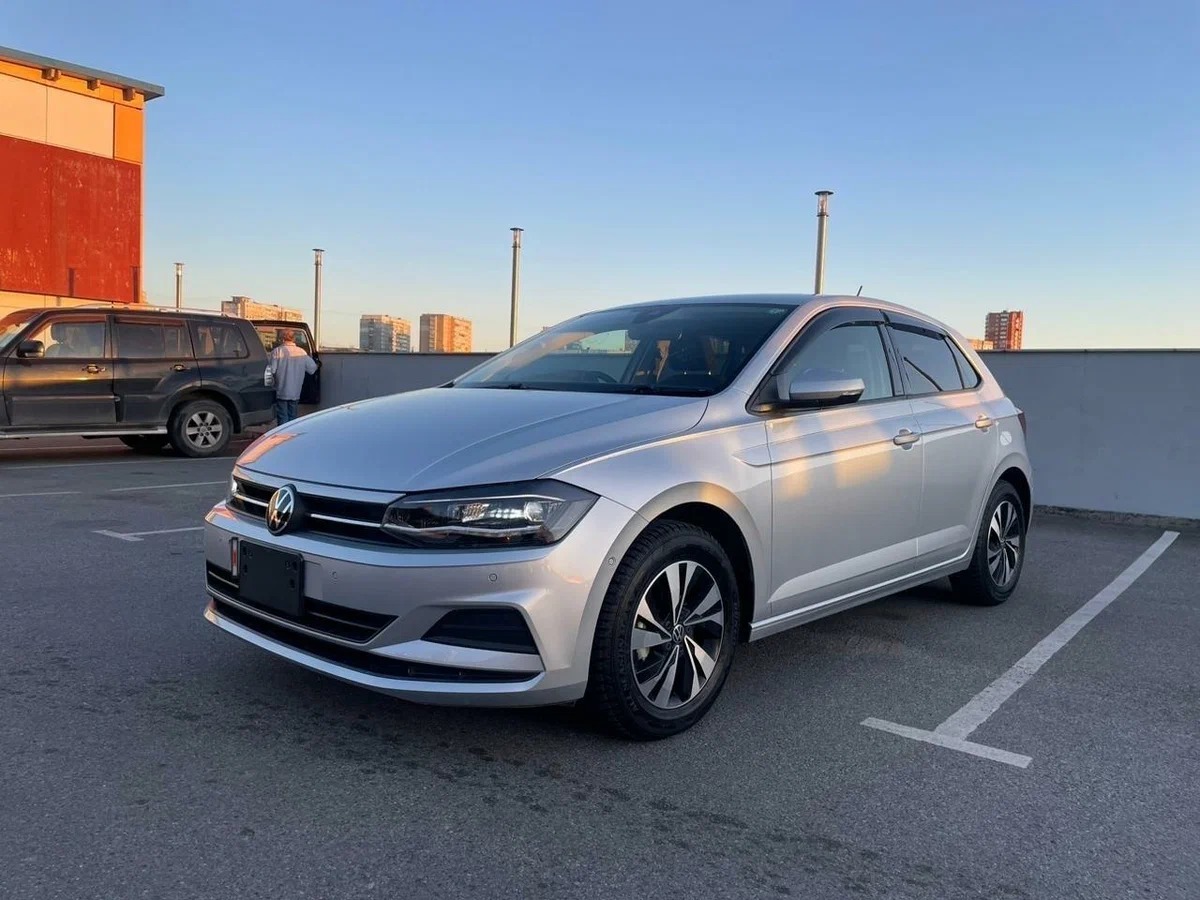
[82,364,106,374]
[172,364,188,372]
[975,415,994,430]
[893,428,920,447]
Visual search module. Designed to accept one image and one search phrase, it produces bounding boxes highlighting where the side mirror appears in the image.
[16,340,45,359]
[780,374,865,408]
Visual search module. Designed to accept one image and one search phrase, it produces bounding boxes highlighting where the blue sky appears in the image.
[5,0,1197,349]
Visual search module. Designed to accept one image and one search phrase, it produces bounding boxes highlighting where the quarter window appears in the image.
[947,340,981,389]
[193,322,249,359]
[777,323,895,402]
[115,321,191,359]
[890,327,963,395]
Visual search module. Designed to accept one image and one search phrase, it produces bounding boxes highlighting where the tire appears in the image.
[584,521,740,740]
[951,481,1027,606]
[169,399,233,458]
[119,435,168,454]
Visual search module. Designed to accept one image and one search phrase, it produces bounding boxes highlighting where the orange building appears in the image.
[0,46,163,316]
[419,314,473,352]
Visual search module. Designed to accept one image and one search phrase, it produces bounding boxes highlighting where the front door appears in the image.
[2,316,115,428]
[764,313,924,617]
[887,321,1000,566]
[112,317,197,425]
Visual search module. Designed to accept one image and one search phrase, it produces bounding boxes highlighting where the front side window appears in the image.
[890,326,963,395]
[775,323,895,403]
[455,303,795,396]
[25,318,109,359]
[115,321,191,359]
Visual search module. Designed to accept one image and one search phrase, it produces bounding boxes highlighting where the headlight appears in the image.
[382,480,598,548]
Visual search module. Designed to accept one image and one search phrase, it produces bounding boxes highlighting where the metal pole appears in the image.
[813,190,833,294]
[174,262,184,309]
[312,248,324,348]
[509,228,523,348]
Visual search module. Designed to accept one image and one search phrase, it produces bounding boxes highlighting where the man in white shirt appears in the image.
[268,329,318,425]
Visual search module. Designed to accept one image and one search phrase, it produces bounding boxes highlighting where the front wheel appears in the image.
[584,521,739,740]
[169,400,232,458]
[951,481,1027,606]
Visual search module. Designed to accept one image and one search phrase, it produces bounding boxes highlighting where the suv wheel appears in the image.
[119,435,168,454]
[170,400,232,458]
[951,481,1027,606]
[585,521,739,740]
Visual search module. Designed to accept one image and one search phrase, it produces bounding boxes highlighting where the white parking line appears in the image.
[7,457,233,471]
[95,526,206,542]
[863,530,1180,769]
[108,481,226,493]
[0,490,82,498]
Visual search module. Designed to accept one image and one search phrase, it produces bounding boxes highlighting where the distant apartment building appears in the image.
[359,314,411,352]
[419,314,473,352]
[968,338,994,351]
[222,296,303,322]
[984,310,1024,350]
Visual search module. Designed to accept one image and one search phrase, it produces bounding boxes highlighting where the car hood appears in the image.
[237,388,708,493]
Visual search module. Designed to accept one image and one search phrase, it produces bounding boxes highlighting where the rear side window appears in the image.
[255,326,312,354]
[947,340,981,389]
[192,322,249,359]
[115,321,191,359]
[890,326,963,395]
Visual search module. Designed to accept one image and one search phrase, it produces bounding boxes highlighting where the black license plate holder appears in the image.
[238,541,304,618]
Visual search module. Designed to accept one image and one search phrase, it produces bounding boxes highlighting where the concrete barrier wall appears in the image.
[979,351,1199,519]
[317,349,1200,519]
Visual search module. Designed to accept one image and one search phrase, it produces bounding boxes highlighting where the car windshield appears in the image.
[455,302,795,396]
[0,311,38,354]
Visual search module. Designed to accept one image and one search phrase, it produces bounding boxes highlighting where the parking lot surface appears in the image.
[2,438,1197,899]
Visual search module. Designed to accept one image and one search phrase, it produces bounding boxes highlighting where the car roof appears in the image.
[11,305,241,323]
[597,293,962,339]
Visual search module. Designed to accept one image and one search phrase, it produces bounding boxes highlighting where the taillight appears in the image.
[1017,410,1027,436]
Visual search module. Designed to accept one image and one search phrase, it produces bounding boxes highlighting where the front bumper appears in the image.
[202,487,642,707]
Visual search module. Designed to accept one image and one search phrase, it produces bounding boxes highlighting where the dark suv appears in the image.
[0,306,311,457]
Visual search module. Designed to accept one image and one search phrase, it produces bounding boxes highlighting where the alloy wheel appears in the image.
[630,560,725,710]
[987,499,1022,587]
[185,411,224,449]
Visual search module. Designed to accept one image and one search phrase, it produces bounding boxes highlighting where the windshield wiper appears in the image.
[605,384,712,396]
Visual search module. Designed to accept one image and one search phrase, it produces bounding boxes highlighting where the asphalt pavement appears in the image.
[1,438,1196,899]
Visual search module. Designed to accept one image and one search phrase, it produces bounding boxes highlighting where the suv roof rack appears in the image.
[69,303,234,318]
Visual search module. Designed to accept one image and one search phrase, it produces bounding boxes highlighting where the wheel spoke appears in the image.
[635,596,670,638]
[683,584,721,627]
[650,646,680,706]
[685,635,717,682]
[631,625,671,652]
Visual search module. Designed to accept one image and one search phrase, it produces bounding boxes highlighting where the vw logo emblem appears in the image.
[266,484,298,535]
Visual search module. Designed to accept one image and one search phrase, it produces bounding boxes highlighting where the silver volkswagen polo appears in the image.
[204,294,1031,738]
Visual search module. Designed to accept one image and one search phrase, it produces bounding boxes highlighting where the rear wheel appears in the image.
[169,400,232,458]
[119,435,168,454]
[584,521,739,740]
[951,481,1026,606]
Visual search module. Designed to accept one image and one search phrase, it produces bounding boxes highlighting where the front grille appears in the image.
[212,599,531,683]
[424,608,538,654]
[230,477,392,544]
[206,563,395,643]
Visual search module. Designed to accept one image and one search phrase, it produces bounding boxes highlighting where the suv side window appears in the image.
[889,326,963,395]
[776,323,895,403]
[192,321,249,359]
[25,317,109,359]
[947,339,981,389]
[115,320,191,359]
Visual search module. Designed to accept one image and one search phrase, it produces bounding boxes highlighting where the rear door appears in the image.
[2,315,116,427]
[190,318,272,414]
[254,322,320,403]
[886,316,1000,566]
[112,317,197,426]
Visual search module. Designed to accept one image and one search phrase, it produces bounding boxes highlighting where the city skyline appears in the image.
[5,3,1195,351]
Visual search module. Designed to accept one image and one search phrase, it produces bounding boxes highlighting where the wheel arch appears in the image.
[169,388,242,432]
